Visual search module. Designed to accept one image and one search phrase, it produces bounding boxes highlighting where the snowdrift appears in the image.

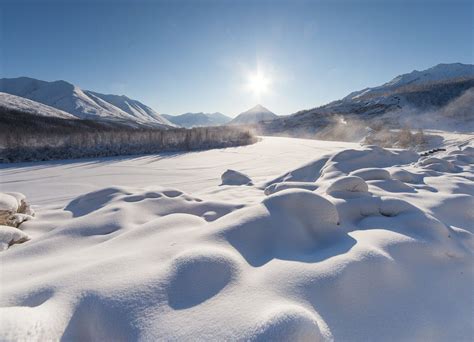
[1,143,473,341]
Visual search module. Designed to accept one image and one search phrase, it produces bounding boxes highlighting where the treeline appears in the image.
[0,108,257,163]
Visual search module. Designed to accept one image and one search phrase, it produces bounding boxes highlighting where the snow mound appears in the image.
[167,250,238,309]
[0,225,30,251]
[221,169,253,186]
[221,189,344,266]
[264,181,318,195]
[321,145,419,177]
[262,189,339,226]
[251,305,325,341]
[390,169,425,183]
[62,294,140,341]
[325,176,369,196]
[350,167,391,180]
[419,157,462,173]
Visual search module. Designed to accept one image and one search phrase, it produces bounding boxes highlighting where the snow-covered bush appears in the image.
[0,192,35,227]
[363,126,429,150]
[0,192,33,251]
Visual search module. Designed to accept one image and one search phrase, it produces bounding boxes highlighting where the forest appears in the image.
[0,108,257,163]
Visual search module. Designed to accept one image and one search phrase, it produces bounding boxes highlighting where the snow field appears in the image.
[0,137,473,340]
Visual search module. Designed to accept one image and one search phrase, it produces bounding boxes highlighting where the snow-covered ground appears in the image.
[0,137,355,206]
[0,135,473,341]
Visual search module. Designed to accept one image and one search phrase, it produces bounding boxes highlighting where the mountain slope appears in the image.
[261,63,474,137]
[230,105,278,125]
[163,112,231,128]
[344,63,474,101]
[85,91,173,126]
[0,92,77,119]
[0,77,173,128]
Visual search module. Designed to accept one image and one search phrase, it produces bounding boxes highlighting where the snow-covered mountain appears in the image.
[162,112,231,128]
[344,63,474,101]
[229,105,278,125]
[261,63,474,137]
[0,92,77,119]
[86,91,173,126]
[0,77,174,128]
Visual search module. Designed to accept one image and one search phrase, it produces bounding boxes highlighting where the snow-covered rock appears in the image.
[221,169,253,185]
[0,225,30,251]
[325,175,369,195]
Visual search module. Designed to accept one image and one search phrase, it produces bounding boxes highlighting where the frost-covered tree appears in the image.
[0,108,256,162]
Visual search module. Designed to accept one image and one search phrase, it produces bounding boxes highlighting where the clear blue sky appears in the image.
[1,0,472,116]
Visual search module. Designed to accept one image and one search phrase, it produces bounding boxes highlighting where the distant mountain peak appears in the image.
[229,105,278,125]
[162,111,231,128]
[249,104,271,112]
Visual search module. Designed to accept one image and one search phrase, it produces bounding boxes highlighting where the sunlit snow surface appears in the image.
[0,136,473,341]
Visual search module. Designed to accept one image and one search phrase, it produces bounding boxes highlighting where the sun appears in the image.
[245,70,271,96]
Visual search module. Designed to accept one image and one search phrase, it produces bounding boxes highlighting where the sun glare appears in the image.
[246,70,271,96]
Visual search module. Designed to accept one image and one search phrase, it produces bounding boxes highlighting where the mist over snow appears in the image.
[396,87,474,132]
[257,63,473,146]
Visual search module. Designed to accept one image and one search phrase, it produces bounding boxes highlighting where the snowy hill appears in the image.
[86,91,173,127]
[162,112,231,128]
[229,104,278,125]
[0,92,77,119]
[0,77,173,128]
[261,63,474,137]
[344,63,474,100]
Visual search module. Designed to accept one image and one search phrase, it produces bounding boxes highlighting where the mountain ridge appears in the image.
[0,77,174,128]
[163,112,231,128]
[259,63,474,136]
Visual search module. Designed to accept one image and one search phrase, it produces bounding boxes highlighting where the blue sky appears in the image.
[1,0,472,116]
